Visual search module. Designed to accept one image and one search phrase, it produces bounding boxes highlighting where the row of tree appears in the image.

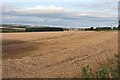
[1,24,120,32]
[25,27,64,32]
[84,27,119,31]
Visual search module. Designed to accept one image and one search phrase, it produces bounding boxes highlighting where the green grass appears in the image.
[0,28,25,33]
[81,54,119,78]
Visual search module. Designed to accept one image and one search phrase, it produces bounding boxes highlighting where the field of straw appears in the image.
[2,31,118,78]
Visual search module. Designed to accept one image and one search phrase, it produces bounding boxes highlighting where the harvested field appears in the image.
[2,31,118,78]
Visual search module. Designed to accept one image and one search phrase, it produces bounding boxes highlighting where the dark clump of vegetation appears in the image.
[84,27,94,31]
[25,27,64,32]
[81,54,119,79]
[113,27,118,30]
[95,27,112,31]
[118,20,120,30]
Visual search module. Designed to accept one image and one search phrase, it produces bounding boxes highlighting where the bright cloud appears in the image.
[6,5,74,14]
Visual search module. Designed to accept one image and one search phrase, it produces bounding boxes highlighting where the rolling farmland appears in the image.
[2,31,118,78]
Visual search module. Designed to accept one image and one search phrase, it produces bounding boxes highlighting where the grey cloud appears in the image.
[2,3,118,27]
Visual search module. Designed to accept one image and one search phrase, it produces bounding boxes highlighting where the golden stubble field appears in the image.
[1,31,118,78]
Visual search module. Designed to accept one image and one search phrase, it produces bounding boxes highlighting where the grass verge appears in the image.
[81,54,119,78]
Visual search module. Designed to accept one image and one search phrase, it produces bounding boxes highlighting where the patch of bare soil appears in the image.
[2,40,39,59]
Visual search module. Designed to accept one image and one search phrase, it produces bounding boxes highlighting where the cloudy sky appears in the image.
[1,0,119,28]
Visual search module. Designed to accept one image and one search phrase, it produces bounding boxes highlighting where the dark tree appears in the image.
[90,27,94,31]
[118,20,120,30]
[113,27,118,30]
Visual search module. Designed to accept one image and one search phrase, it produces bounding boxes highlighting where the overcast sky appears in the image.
[1,0,119,28]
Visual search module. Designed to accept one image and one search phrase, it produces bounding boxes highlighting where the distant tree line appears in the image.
[26,26,118,32]
[25,27,64,32]
[84,27,119,31]
[1,24,120,33]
